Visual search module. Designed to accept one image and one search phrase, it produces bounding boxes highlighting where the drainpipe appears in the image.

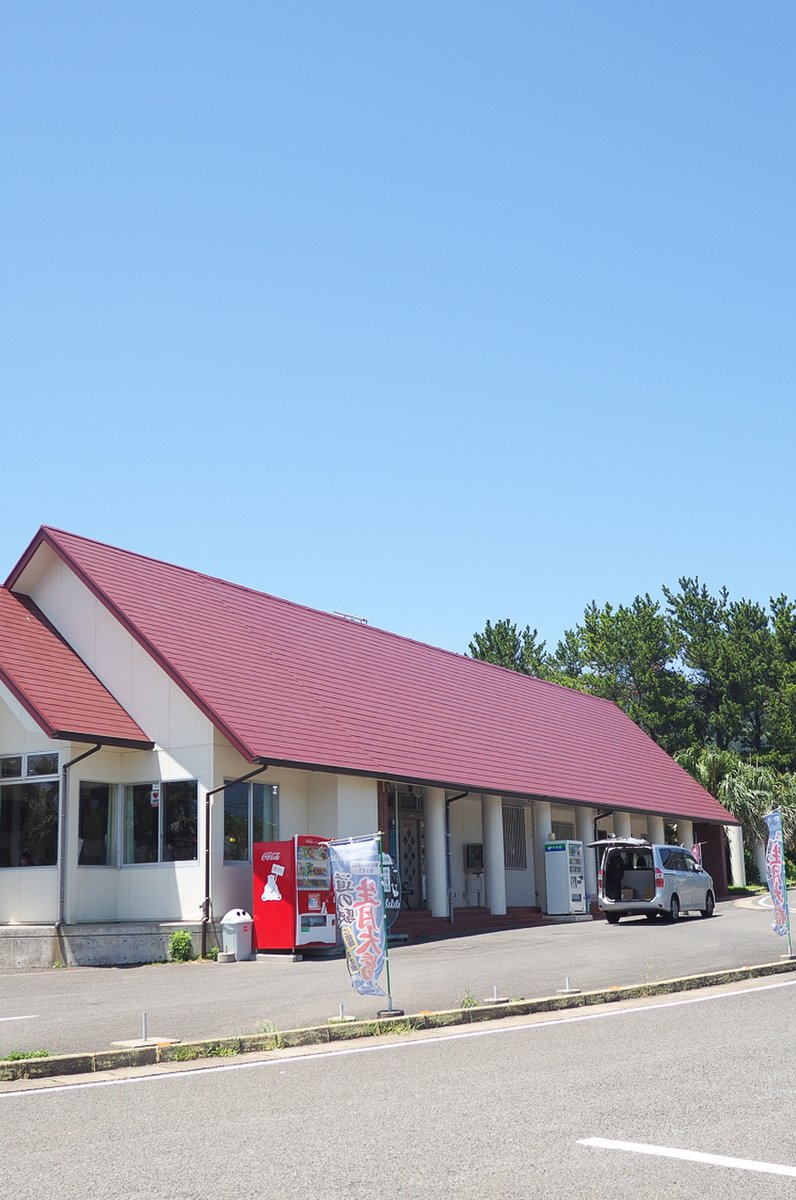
[57,744,102,928]
[445,791,469,923]
[201,762,269,958]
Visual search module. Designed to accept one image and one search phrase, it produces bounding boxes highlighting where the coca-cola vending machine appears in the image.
[252,835,336,952]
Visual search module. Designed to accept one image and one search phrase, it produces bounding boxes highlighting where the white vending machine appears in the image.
[544,839,587,915]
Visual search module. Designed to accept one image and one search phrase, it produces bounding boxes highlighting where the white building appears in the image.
[0,526,739,966]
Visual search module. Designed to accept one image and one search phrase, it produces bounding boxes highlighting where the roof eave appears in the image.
[51,731,155,751]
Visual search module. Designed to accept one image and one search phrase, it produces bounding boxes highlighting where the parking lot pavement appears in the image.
[0,894,792,1058]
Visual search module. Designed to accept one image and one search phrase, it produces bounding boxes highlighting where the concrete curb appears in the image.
[3,957,796,1083]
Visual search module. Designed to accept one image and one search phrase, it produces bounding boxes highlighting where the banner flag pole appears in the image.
[376,831,402,1016]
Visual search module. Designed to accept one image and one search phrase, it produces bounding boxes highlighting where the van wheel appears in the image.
[666,895,680,923]
[700,891,715,919]
[605,913,621,924]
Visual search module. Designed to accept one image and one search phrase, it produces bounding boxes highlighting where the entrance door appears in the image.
[399,817,422,909]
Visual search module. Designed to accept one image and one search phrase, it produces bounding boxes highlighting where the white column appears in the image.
[677,819,694,848]
[424,787,448,918]
[726,824,746,888]
[613,811,632,838]
[647,815,666,845]
[482,794,507,916]
[533,799,552,912]
[575,806,597,902]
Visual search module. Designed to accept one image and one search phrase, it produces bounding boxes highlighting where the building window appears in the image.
[27,752,60,777]
[0,752,59,781]
[78,783,116,866]
[0,756,23,779]
[123,781,198,864]
[0,782,59,867]
[224,781,279,861]
[503,805,527,871]
[0,752,60,868]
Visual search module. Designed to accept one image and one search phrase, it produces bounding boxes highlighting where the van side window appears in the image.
[658,848,672,868]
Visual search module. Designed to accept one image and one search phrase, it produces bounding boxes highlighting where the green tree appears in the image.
[664,578,778,757]
[468,618,551,677]
[548,595,695,753]
[768,594,796,769]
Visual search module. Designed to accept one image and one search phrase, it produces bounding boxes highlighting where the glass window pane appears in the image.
[124,784,159,864]
[0,757,23,780]
[79,784,115,865]
[0,782,58,867]
[27,753,59,777]
[224,782,249,861]
[253,784,279,844]
[162,781,197,862]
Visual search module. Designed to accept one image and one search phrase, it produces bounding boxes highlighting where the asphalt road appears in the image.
[1,976,795,1199]
[0,893,790,1058]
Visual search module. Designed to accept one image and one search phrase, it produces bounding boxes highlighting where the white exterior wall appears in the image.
[11,553,214,925]
[450,795,486,907]
[630,814,649,838]
[305,773,378,840]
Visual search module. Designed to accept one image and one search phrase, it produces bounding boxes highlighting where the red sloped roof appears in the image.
[0,588,152,749]
[6,527,734,823]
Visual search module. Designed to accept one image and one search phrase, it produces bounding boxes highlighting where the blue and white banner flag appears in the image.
[328,836,387,996]
[764,810,790,938]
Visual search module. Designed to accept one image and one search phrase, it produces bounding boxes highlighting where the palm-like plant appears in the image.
[676,745,796,853]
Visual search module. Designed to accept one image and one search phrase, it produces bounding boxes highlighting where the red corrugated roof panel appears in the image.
[0,587,152,748]
[6,528,734,823]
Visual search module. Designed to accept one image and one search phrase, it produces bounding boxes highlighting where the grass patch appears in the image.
[166,1041,238,1062]
[2,1049,51,1061]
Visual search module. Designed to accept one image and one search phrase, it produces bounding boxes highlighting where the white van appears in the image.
[590,837,715,924]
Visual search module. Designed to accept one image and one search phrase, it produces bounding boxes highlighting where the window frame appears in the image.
[122,780,199,866]
[0,752,60,782]
[223,779,280,864]
[78,781,117,867]
[0,752,60,869]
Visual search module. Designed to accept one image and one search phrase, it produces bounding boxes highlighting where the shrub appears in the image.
[168,930,194,962]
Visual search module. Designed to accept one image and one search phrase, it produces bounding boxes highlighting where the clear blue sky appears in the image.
[2,3,794,657]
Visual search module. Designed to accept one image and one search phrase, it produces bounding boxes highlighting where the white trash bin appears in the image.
[220,910,253,961]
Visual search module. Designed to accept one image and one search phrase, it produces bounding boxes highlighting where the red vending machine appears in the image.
[252,835,337,952]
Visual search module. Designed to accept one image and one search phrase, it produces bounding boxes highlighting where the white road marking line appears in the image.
[0,1015,37,1023]
[2,976,796,1098]
[578,1137,796,1179]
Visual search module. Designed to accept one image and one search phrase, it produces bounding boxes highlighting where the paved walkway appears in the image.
[0,894,791,1059]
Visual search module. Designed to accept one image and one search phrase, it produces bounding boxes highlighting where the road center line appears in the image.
[0,1015,37,1023]
[2,977,795,1098]
[578,1137,796,1179]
